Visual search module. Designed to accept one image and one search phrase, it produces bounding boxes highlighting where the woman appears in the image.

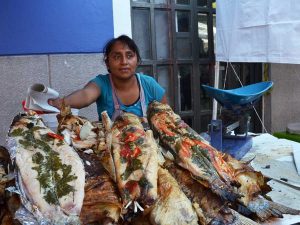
[49,35,167,120]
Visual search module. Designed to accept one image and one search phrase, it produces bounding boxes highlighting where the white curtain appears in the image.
[216,0,300,64]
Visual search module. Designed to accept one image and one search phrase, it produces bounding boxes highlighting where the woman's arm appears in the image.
[160,95,168,104]
[48,82,100,109]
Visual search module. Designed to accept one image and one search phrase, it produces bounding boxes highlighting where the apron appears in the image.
[109,73,147,121]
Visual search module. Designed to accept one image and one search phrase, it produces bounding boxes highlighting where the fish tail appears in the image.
[229,209,259,225]
[210,179,241,202]
[247,196,300,221]
[206,207,259,225]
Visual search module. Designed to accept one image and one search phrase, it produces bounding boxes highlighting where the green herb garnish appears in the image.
[32,150,77,205]
[10,128,24,137]
[121,158,143,180]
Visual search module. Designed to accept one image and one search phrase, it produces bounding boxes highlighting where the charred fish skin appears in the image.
[163,161,260,225]
[235,192,300,222]
[51,107,122,224]
[77,151,122,224]
[111,113,158,220]
[0,145,18,225]
[147,101,241,203]
[7,113,85,224]
[148,101,300,221]
[224,154,300,221]
[164,161,232,225]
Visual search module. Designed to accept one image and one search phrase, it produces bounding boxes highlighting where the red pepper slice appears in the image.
[132,147,141,158]
[181,141,192,158]
[125,180,139,194]
[73,135,81,141]
[47,132,64,140]
[124,133,139,143]
[120,146,132,158]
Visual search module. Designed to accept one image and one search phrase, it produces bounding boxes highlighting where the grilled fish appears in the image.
[56,105,122,224]
[148,101,300,221]
[147,101,240,202]
[57,105,117,183]
[110,113,158,220]
[149,167,198,225]
[164,160,259,225]
[7,112,85,224]
[224,154,300,221]
[78,151,122,224]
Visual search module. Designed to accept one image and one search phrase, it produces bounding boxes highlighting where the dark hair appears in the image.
[103,35,142,67]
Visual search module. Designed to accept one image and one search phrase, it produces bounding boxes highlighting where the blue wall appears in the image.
[0,0,114,55]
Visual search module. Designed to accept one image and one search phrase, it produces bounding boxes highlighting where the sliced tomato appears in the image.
[193,139,213,150]
[124,132,139,143]
[125,180,139,194]
[120,146,131,158]
[73,134,81,141]
[132,147,141,158]
[159,125,175,136]
[181,141,192,158]
[47,132,64,140]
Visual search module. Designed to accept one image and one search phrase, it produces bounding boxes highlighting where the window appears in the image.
[131,0,262,132]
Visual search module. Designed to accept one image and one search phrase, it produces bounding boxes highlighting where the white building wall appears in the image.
[267,63,300,132]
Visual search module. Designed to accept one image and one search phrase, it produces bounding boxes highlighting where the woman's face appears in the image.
[107,41,138,80]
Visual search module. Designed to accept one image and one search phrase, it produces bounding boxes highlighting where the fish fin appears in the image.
[230,209,259,225]
[247,196,300,221]
[105,132,117,182]
[99,112,117,182]
[101,111,112,132]
[97,131,117,182]
[268,200,300,215]
[244,155,256,165]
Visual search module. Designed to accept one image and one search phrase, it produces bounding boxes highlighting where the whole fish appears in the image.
[57,105,117,182]
[147,101,241,202]
[77,151,122,224]
[7,112,85,224]
[56,105,122,224]
[164,160,259,225]
[110,113,158,220]
[148,101,300,221]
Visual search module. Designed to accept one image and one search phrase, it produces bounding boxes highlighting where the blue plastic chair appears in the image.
[202,81,273,111]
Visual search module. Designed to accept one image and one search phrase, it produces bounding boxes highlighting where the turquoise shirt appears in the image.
[90,73,165,119]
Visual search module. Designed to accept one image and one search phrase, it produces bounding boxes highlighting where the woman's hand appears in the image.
[48,98,63,109]
[160,95,168,104]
